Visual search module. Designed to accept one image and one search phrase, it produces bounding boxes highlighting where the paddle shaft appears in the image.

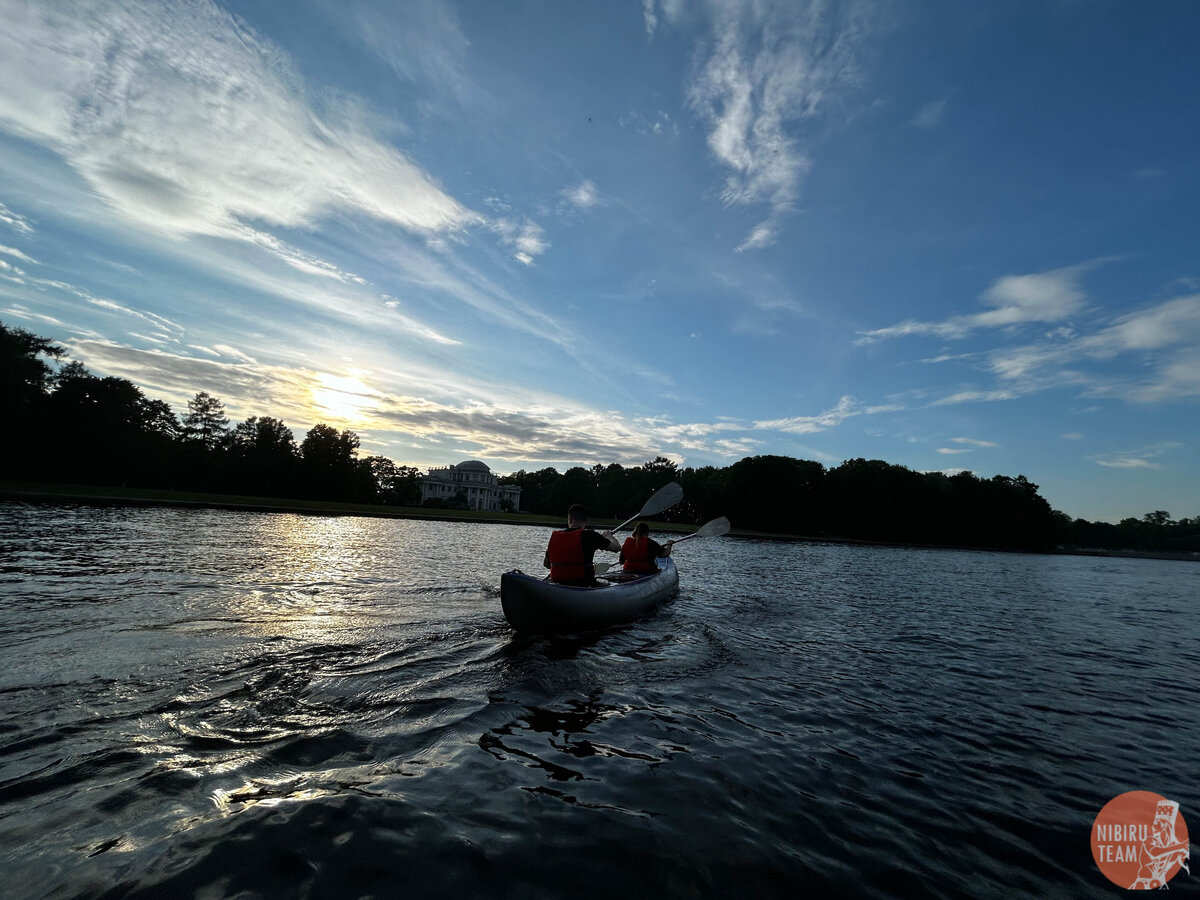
[595,516,729,574]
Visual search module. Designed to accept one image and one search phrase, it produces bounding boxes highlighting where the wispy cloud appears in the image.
[492,218,548,266]
[643,0,686,39]
[909,98,947,128]
[0,243,37,265]
[681,0,874,252]
[0,201,34,234]
[560,180,601,211]
[950,436,998,448]
[988,294,1200,402]
[858,263,1093,344]
[748,396,873,434]
[932,389,1021,406]
[1091,443,1180,470]
[0,1,482,245]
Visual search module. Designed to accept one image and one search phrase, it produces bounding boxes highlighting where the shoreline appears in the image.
[3,481,1196,563]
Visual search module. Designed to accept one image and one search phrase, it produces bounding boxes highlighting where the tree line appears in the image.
[1,322,421,504]
[3,321,1197,553]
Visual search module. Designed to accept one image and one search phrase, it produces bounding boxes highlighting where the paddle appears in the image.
[666,515,731,545]
[611,481,684,535]
[595,515,729,576]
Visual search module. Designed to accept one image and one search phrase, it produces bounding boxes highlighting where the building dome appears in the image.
[456,460,491,472]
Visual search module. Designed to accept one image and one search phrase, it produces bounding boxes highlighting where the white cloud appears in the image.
[735,220,782,253]
[755,394,862,434]
[936,447,970,455]
[0,0,482,244]
[683,0,873,251]
[858,263,1092,344]
[561,180,600,211]
[1095,457,1159,470]
[0,243,37,264]
[987,294,1200,402]
[1090,444,1180,470]
[950,437,998,447]
[492,218,548,265]
[644,0,686,39]
[932,389,1020,406]
[909,98,947,128]
[86,297,184,334]
[0,201,34,234]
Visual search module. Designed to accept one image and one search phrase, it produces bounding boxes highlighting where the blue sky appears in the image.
[1,0,1197,523]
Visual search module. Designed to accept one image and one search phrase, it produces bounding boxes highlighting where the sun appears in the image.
[311,372,378,424]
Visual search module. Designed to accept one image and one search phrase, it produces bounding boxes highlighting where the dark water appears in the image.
[1,503,1197,898]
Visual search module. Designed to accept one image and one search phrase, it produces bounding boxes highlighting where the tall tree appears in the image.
[300,423,361,500]
[182,392,229,450]
[227,416,297,496]
[0,321,62,414]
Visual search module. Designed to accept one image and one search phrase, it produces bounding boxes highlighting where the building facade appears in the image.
[419,460,521,512]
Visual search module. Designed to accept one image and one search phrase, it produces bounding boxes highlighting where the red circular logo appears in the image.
[1092,791,1191,889]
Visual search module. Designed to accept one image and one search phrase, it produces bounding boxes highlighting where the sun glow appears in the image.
[311,372,378,424]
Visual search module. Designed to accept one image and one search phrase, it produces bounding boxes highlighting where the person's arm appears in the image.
[586,529,620,553]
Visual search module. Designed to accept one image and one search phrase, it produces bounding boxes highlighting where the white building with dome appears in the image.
[419,460,521,511]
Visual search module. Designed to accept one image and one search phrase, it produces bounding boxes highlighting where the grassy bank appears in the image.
[0,481,564,528]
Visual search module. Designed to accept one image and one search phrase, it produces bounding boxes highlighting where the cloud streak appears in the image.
[858,264,1092,344]
[0,0,482,244]
[682,0,874,251]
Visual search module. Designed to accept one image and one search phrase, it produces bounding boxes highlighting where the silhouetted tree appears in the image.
[503,467,560,514]
[364,456,422,505]
[227,416,298,496]
[300,423,360,500]
[548,465,596,516]
[725,455,825,535]
[593,463,628,518]
[0,321,62,417]
[1,323,62,472]
[182,392,229,450]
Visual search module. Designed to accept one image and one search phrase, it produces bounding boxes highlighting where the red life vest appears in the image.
[622,536,657,574]
[547,528,588,582]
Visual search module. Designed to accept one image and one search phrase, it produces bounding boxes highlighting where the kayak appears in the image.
[500,557,679,633]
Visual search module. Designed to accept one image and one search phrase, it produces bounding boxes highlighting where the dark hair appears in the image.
[567,504,587,522]
[632,521,649,537]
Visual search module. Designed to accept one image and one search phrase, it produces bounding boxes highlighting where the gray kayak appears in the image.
[500,558,679,633]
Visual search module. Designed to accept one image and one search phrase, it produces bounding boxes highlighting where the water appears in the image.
[1,503,1197,898]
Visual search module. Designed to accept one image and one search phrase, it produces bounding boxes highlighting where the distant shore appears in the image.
[3,481,1196,562]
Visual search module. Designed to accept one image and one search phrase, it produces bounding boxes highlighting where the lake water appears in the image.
[1,503,1197,898]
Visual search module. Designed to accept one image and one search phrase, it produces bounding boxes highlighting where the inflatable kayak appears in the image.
[500,558,678,633]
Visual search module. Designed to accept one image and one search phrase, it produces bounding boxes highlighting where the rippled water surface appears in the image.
[1,503,1197,898]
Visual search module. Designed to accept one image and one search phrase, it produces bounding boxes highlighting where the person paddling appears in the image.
[619,521,674,575]
[543,504,621,586]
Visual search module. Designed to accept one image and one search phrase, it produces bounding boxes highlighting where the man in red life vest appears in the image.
[543,504,621,585]
[619,521,674,575]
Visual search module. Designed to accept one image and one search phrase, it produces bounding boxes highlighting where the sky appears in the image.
[0,0,1198,523]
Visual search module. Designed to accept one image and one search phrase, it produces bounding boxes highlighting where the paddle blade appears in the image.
[671,515,731,545]
[614,481,684,533]
[696,516,731,538]
[638,481,683,517]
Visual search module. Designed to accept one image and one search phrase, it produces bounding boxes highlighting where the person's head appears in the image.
[632,521,649,538]
[567,504,588,527]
